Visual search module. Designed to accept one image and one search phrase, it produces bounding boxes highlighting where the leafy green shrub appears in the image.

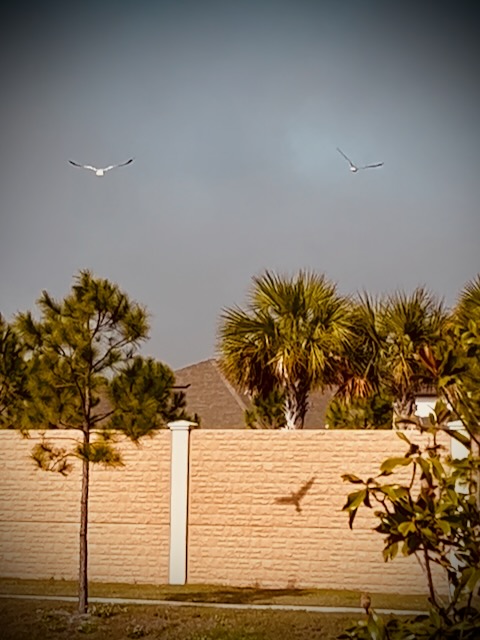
[341,414,480,638]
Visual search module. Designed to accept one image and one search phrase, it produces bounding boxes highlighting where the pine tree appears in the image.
[0,314,29,426]
[14,270,190,613]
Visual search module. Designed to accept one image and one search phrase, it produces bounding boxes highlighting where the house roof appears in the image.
[174,359,250,429]
[174,359,334,429]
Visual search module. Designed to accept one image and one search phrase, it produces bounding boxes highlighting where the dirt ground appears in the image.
[1,597,363,640]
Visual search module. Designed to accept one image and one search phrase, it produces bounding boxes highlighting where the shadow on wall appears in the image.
[274,476,316,513]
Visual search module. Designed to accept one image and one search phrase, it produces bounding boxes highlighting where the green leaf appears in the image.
[366,611,387,640]
[417,457,432,479]
[419,527,437,544]
[398,521,415,536]
[431,458,445,480]
[341,473,364,484]
[436,519,451,536]
[466,568,480,593]
[383,541,399,562]
[379,485,409,501]
[343,489,369,529]
[429,607,442,629]
[380,457,413,473]
[396,431,411,444]
[435,406,452,425]
[343,489,368,511]
[447,428,470,449]
[446,488,459,506]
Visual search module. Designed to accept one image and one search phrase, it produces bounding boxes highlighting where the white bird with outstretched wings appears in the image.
[337,148,383,173]
[68,158,134,177]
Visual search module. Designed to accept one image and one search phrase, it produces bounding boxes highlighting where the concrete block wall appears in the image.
[187,430,449,594]
[0,431,171,584]
[0,428,450,595]
[1,433,82,580]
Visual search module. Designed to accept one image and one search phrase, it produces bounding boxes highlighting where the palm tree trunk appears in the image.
[78,428,89,613]
[392,395,417,429]
[284,407,296,429]
[284,387,304,429]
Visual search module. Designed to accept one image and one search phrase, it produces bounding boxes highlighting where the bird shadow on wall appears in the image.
[274,476,316,513]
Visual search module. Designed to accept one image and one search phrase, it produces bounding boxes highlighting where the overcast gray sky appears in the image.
[1,0,478,370]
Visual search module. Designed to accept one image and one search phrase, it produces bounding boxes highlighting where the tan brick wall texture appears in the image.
[0,429,451,595]
[188,430,449,595]
[0,431,171,585]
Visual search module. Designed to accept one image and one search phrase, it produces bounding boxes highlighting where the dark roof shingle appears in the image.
[174,359,333,429]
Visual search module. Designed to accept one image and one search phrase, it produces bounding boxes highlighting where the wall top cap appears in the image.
[167,420,198,431]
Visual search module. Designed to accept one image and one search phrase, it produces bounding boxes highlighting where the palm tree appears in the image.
[329,293,399,429]
[334,293,384,401]
[448,275,480,436]
[377,287,447,426]
[333,289,447,429]
[455,274,480,329]
[217,270,353,429]
[417,275,480,505]
[454,275,480,505]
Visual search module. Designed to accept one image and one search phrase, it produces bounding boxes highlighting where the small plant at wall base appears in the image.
[8,270,192,614]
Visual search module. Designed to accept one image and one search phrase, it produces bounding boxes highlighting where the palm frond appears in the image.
[455,274,480,328]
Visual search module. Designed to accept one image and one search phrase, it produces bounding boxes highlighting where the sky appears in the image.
[1,0,479,370]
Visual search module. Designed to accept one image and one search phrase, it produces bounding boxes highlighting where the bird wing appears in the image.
[69,161,97,171]
[336,147,356,168]
[118,158,134,167]
[295,476,316,500]
[103,158,134,172]
[361,162,384,170]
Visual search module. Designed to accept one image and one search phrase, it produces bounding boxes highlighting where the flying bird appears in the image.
[68,158,134,177]
[337,148,383,173]
[275,477,316,513]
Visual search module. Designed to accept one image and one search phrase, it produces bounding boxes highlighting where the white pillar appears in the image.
[448,420,469,598]
[168,420,196,585]
[449,420,469,462]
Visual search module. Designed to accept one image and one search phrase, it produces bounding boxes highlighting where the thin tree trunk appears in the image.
[423,548,438,608]
[78,428,89,614]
